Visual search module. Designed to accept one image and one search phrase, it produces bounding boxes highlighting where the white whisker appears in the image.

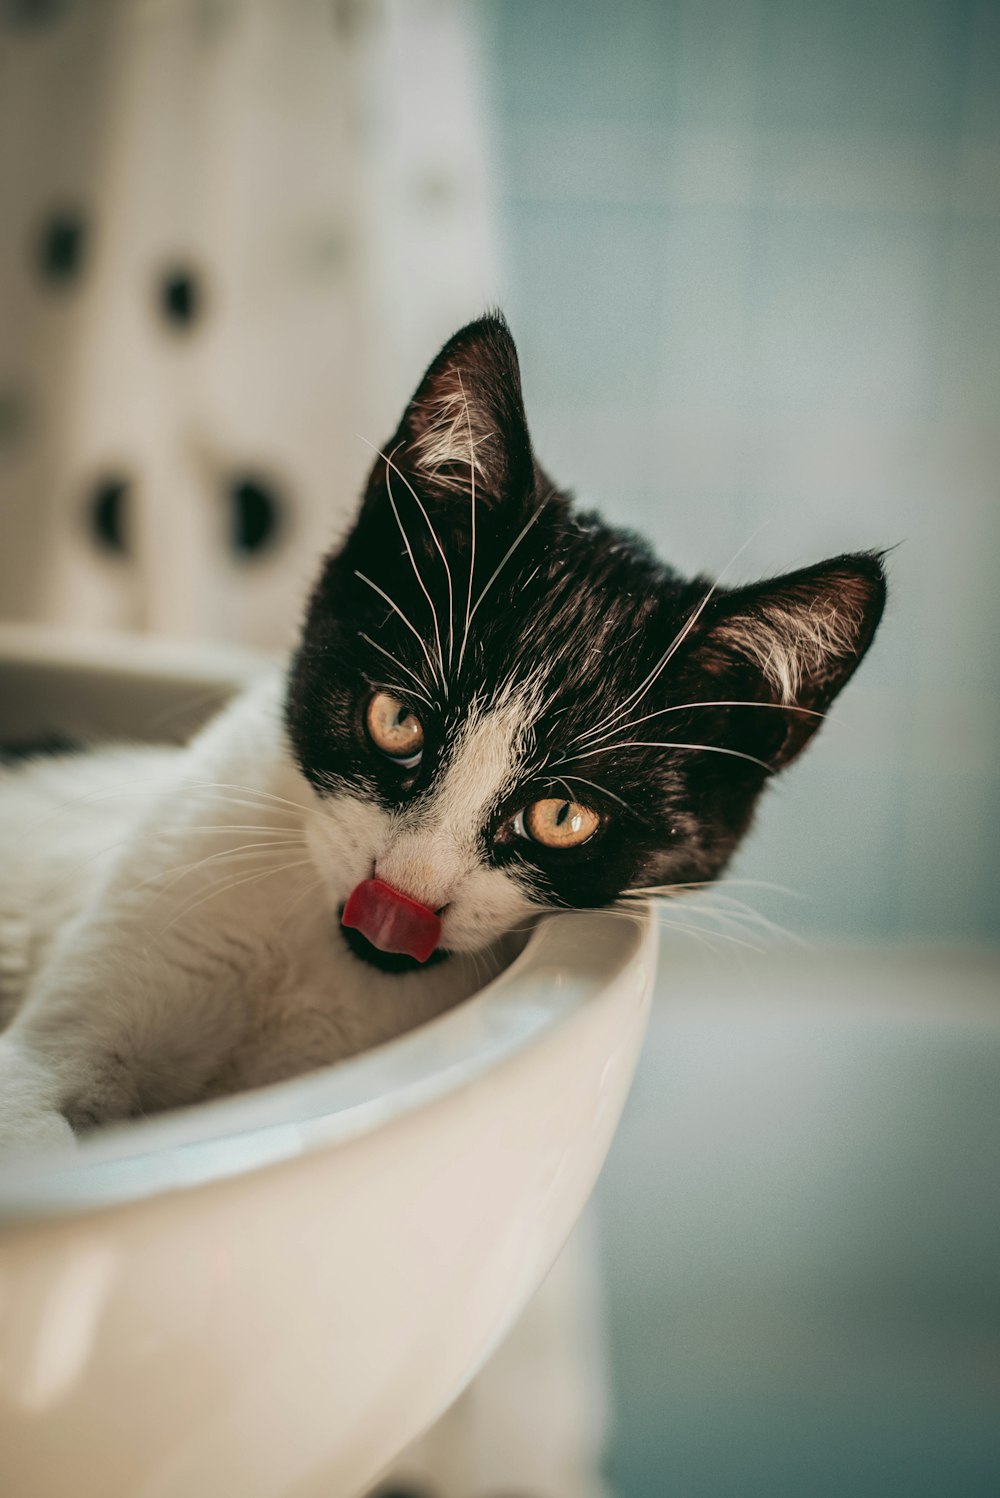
[383,457,447,693]
[574,525,770,746]
[691,892,811,950]
[624,876,804,899]
[666,899,775,949]
[358,632,434,707]
[457,370,477,685]
[181,781,315,819]
[459,503,547,674]
[546,772,641,817]
[171,823,299,834]
[586,904,762,957]
[556,740,774,773]
[656,909,764,954]
[354,570,442,688]
[156,856,316,937]
[280,871,328,923]
[577,697,828,752]
[358,435,456,675]
[571,589,712,747]
[145,838,308,896]
[22,775,190,830]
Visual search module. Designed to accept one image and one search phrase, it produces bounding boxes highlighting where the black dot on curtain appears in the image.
[36,211,87,285]
[332,0,369,42]
[1,0,71,29]
[195,0,235,42]
[228,475,284,556]
[0,388,29,448]
[368,1487,435,1498]
[87,476,130,555]
[158,268,203,330]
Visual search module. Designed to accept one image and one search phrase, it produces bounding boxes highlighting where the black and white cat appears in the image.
[0,314,885,1152]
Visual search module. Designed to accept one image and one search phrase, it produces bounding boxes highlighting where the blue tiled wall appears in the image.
[482,0,1000,943]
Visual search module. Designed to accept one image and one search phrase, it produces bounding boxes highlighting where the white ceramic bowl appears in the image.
[0,627,656,1498]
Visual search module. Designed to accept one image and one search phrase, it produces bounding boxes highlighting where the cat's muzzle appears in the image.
[341,878,442,963]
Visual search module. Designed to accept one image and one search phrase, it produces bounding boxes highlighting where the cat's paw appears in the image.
[0,1038,76,1158]
[0,1105,76,1158]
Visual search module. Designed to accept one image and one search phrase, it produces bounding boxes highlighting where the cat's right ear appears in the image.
[684,551,887,770]
[364,313,536,514]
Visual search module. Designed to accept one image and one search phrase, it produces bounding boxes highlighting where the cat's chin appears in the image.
[338,919,451,975]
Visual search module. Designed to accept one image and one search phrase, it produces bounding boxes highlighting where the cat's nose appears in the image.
[342,878,441,963]
[375,844,456,915]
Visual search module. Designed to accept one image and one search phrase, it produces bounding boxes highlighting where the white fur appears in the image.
[0,672,541,1153]
[379,687,540,948]
[410,374,492,492]
[715,598,863,703]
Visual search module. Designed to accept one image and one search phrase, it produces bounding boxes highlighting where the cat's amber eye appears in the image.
[366,692,424,768]
[518,798,600,850]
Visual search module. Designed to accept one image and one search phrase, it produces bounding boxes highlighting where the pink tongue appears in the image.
[342,878,442,963]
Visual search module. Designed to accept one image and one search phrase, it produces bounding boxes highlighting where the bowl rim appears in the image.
[0,624,656,1225]
[0,909,654,1225]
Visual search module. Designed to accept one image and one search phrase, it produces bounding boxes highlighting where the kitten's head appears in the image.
[286,315,885,971]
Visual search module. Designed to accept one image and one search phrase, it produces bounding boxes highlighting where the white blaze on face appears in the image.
[304,791,391,909]
[377,688,542,951]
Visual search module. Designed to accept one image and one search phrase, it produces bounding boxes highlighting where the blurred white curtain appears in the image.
[0,0,498,647]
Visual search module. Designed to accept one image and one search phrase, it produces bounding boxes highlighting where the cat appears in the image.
[0,313,885,1153]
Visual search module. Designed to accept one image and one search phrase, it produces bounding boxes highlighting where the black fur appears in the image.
[0,734,83,765]
[339,920,450,975]
[286,315,886,914]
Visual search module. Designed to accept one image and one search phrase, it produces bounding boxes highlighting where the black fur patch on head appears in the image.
[286,313,886,916]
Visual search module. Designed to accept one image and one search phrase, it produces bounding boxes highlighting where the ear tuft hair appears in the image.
[693,552,887,768]
[408,365,496,494]
[389,312,534,503]
[712,568,875,705]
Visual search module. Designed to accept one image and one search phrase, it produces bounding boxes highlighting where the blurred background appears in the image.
[1,2,998,1495]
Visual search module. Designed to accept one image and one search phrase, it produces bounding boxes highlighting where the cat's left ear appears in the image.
[688,552,887,769]
[375,312,535,507]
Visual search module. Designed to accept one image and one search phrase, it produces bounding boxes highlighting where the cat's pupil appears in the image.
[556,802,570,827]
